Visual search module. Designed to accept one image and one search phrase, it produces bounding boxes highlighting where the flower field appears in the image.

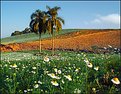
[0,50,121,93]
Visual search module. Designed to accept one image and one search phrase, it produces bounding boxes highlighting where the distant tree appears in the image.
[29,10,48,53]
[11,31,22,36]
[22,27,31,34]
[46,6,65,55]
[11,33,15,36]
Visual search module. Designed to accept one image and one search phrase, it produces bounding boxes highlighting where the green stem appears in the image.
[86,65,88,94]
[109,84,115,93]
[96,78,101,88]
[13,70,16,93]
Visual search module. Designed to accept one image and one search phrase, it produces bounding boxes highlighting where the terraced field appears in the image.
[1,29,120,52]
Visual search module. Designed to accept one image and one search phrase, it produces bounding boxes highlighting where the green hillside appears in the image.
[1,29,81,44]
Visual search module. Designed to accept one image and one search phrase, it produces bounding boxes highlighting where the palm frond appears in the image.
[29,20,38,34]
[46,6,61,16]
[36,9,42,13]
[29,19,34,28]
[34,22,39,33]
[55,19,62,32]
[46,5,51,10]
[29,20,37,33]
[46,19,53,34]
[56,17,65,24]
[31,13,37,20]
[54,6,61,11]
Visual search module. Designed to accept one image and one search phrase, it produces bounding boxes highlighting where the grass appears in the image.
[0,50,121,93]
[1,29,81,44]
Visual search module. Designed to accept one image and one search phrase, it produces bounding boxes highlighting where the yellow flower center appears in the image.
[113,77,119,82]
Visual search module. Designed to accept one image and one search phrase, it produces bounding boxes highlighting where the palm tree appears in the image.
[46,6,65,55]
[30,10,48,53]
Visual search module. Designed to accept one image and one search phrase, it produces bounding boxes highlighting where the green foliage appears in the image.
[46,6,64,34]
[30,10,48,35]
[11,31,22,36]
[22,27,31,34]
[11,27,32,36]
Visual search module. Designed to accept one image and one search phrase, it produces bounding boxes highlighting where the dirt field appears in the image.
[1,30,120,52]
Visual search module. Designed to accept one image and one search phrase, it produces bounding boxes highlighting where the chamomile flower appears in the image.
[34,84,39,88]
[44,56,49,62]
[111,77,120,84]
[27,89,32,92]
[58,70,62,74]
[94,66,99,71]
[87,63,93,68]
[64,75,72,81]
[104,47,107,50]
[51,80,59,86]
[84,59,89,64]
[108,45,112,48]
[54,68,58,73]
[44,70,49,74]
[4,64,8,67]
[32,67,36,70]
[10,64,17,68]
[24,90,27,93]
[31,71,36,74]
[92,88,96,93]
[74,88,81,93]
[75,68,80,72]
[47,73,60,79]
[38,81,42,84]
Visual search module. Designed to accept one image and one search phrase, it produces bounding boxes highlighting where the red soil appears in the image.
[1,30,120,52]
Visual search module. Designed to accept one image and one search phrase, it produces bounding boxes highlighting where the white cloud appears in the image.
[86,14,120,29]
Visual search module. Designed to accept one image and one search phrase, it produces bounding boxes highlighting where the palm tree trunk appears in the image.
[52,32,55,55]
[51,21,55,56]
[39,33,42,53]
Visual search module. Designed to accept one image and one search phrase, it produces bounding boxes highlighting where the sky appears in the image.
[1,1,120,38]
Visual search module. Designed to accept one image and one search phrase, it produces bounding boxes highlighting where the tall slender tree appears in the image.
[46,6,65,55]
[30,10,48,53]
